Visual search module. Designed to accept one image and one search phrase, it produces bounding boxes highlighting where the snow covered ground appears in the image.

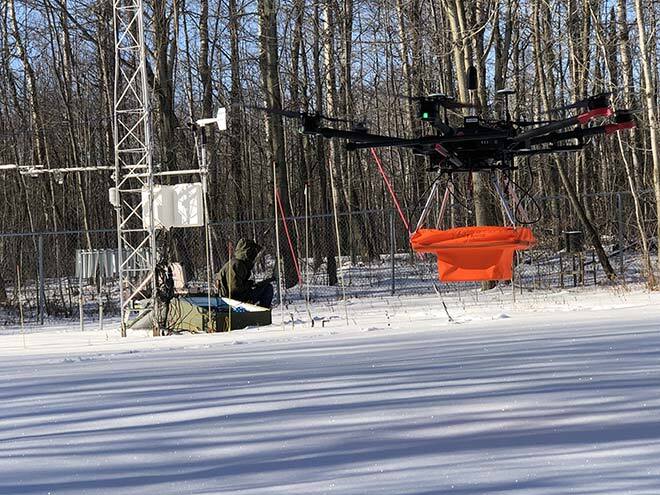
[2,285,660,494]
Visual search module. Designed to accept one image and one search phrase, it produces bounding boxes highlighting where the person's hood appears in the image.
[234,238,262,263]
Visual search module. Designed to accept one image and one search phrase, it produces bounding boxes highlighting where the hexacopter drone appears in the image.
[248,71,636,282]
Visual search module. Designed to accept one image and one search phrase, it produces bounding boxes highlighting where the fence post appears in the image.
[38,234,45,325]
[390,210,396,295]
[617,192,624,280]
[79,269,84,333]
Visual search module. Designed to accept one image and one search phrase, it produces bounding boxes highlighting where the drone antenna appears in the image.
[466,66,478,116]
[467,66,478,92]
[497,88,515,123]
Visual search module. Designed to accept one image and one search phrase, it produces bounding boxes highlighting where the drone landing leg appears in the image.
[435,182,453,229]
[414,178,442,232]
[491,173,516,226]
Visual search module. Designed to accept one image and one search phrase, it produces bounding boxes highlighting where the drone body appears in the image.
[293,91,636,174]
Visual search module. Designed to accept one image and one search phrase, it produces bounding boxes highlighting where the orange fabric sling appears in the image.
[410,226,536,282]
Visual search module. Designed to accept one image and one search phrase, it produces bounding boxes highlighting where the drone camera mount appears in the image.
[299,114,321,135]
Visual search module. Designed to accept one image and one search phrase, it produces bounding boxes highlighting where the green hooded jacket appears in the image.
[215,239,262,299]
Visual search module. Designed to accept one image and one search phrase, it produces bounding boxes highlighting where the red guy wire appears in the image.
[275,188,303,286]
[370,148,411,233]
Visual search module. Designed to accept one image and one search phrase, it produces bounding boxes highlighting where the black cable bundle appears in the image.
[504,161,542,225]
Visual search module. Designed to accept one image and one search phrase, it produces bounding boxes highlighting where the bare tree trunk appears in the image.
[444,0,499,289]
[597,0,654,285]
[311,1,338,285]
[152,0,179,171]
[633,0,660,274]
[534,1,616,280]
[395,0,425,200]
[322,0,350,213]
[227,0,244,220]
[48,0,92,248]
[258,0,298,288]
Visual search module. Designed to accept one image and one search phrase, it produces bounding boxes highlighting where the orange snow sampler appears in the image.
[410,226,535,282]
[370,148,536,282]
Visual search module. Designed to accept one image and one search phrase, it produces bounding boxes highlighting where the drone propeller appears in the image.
[547,92,612,113]
[398,93,479,111]
[241,103,365,126]
[240,103,306,119]
[613,109,641,123]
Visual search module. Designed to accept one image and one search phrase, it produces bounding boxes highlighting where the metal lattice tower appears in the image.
[113,0,157,336]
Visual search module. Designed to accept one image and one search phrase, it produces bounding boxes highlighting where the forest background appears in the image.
[1,0,659,291]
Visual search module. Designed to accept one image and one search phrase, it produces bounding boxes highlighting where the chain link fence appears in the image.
[0,189,656,326]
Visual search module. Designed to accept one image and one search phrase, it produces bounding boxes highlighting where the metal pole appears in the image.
[199,127,213,332]
[273,176,284,331]
[228,242,233,332]
[617,192,624,280]
[79,271,84,332]
[572,255,578,287]
[16,264,26,349]
[592,251,597,285]
[327,155,349,325]
[304,185,312,323]
[98,273,104,332]
[390,210,396,295]
[512,252,516,303]
[38,234,45,325]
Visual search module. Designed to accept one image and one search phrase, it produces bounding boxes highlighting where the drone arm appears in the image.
[346,132,506,151]
[508,118,637,159]
[510,146,583,157]
[528,118,636,146]
[346,137,426,150]
[309,127,413,147]
[512,107,613,143]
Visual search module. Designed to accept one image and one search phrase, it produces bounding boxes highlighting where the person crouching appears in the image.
[214,238,274,308]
